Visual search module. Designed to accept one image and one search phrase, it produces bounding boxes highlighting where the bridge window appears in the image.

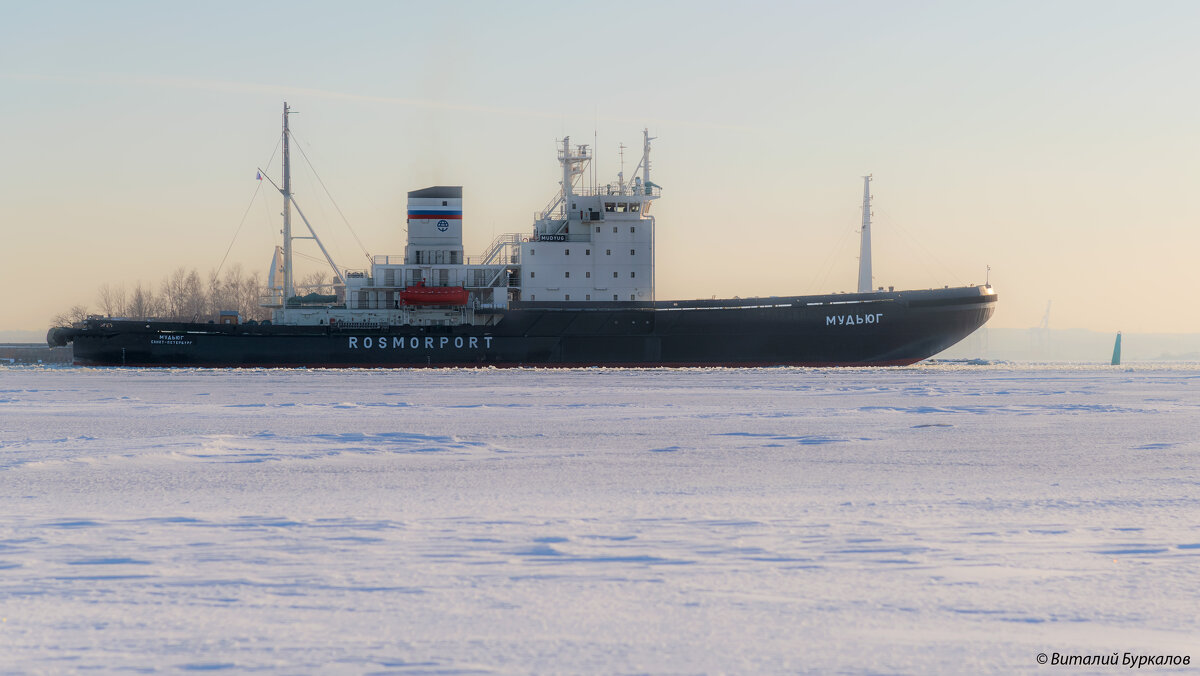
[616,203,627,213]
[605,203,615,212]
[631,204,640,213]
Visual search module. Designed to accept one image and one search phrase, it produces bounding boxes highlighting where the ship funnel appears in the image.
[405,186,464,266]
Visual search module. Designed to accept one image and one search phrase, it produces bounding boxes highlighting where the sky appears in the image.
[2,0,1198,333]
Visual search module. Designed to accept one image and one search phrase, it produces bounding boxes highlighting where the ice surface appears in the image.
[1,364,1198,673]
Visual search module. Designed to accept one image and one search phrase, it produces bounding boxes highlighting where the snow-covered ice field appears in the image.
[1,364,1198,673]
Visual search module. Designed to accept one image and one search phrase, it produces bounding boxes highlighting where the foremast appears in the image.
[259,102,348,316]
[282,103,295,301]
[857,174,873,293]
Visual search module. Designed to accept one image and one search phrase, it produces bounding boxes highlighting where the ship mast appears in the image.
[642,128,653,193]
[857,174,873,293]
[282,102,294,301]
[561,136,573,208]
[257,103,347,297]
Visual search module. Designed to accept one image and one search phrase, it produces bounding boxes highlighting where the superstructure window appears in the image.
[630,249,635,255]
[585,249,590,255]
[631,271,636,278]
[595,226,600,233]
[565,249,569,255]
[612,226,617,233]
[613,271,618,278]
[565,294,570,301]
[565,271,570,278]
[586,294,591,300]
[630,294,635,301]
[631,226,636,233]
[606,249,611,256]
[530,249,535,255]
[613,294,618,301]
[530,271,535,278]
[585,271,591,278]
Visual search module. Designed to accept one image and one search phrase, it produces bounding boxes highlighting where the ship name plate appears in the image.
[826,313,884,326]
[348,335,494,350]
[151,334,194,346]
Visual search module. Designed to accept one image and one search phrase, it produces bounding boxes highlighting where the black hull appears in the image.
[50,287,996,368]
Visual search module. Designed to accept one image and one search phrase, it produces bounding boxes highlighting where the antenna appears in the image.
[642,128,654,193]
[618,142,626,194]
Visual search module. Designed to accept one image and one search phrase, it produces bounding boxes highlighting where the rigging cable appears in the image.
[808,218,859,293]
[294,250,327,264]
[288,130,374,266]
[215,137,282,278]
[215,179,264,279]
[875,207,965,288]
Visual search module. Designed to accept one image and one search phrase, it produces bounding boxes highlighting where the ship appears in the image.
[48,104,997,367]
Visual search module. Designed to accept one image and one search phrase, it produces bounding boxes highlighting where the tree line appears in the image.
[53,266,332,326]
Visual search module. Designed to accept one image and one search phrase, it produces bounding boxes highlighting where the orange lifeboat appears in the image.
[400,281,469,306]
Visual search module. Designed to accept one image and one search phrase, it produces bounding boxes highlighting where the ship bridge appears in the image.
[519,130,660,303]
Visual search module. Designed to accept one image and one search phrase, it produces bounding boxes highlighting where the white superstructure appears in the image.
[519,131,659,303]
[261,125,660,327]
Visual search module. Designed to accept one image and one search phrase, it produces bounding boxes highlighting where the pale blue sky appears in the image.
[3,1,1198,332]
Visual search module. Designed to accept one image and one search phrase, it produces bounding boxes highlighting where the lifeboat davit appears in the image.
[400,282,469,306]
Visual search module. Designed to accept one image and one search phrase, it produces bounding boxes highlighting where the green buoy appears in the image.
[1111,331,1122,365]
